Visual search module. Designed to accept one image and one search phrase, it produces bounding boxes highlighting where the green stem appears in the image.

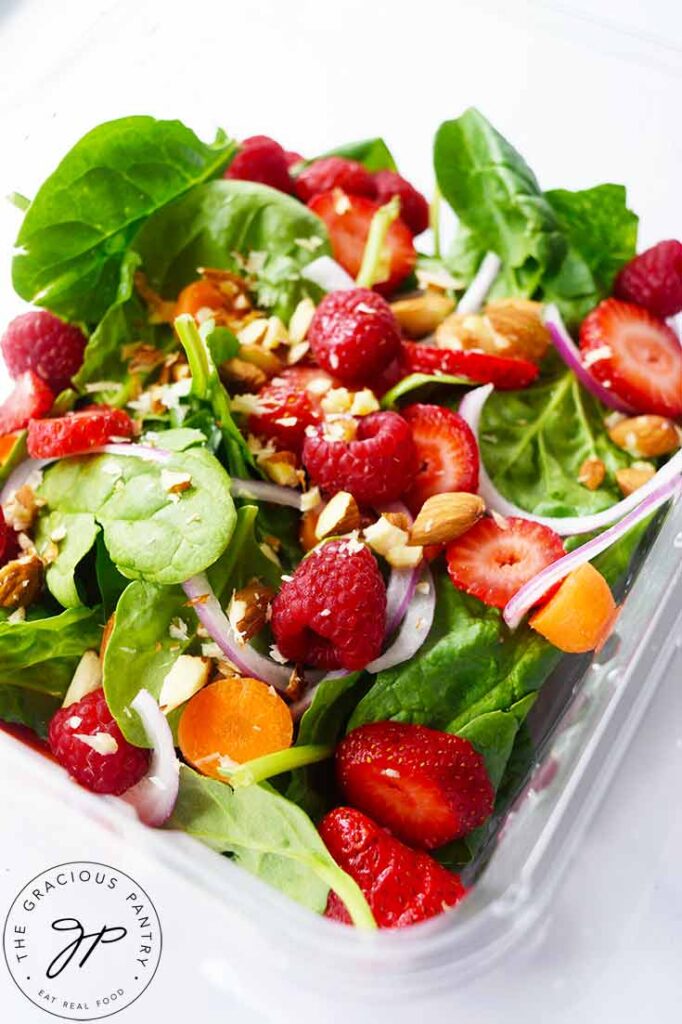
[356,196,401,288]
[174,313,211,399]
[430,183,442,259]
[219,744,333,788]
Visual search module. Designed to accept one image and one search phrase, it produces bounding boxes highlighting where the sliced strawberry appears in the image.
[400,342,539,390]
[0,371,54,435]
[579,298,682,417]
[337,721,495,849]
[446,516,565,609]
[275,365,338,405]
[27,406,135,458]
[308,189,416,296]
[401,403,479,514]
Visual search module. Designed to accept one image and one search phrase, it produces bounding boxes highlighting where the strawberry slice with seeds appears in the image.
[0,371,54,434]
[579,298,682,417]
[401,403,479,514]
[446,515,565,609]
[400,341,539,390]
[336,721,495,850]
[308,189,416,295]
[27,406,135,458]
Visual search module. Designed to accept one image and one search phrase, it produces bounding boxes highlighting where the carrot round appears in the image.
[178,676,293,780]
[529,562,617,653]
[174,280,227,321]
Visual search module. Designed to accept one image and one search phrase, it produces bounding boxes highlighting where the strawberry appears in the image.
[446,515,565,609]
[27,406,135,458]
[579,298,682,418]
[400,342,539,390]
[0,371,54,434]
[336,721,495,849]
[614,240,682,319]
[401,403,479,514]
[308,189,416,296]
[320,807,467,928]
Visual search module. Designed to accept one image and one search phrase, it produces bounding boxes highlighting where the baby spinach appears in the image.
[168,766,375,928]
[381,372,472,409]
[0,686,61,737]
[133,179,329,322]
[35,511,100,608]
[454,694,536,790]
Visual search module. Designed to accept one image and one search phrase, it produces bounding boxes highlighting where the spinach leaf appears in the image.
[37,447,235,589]
[133,179,330,322]
[454,694,536,790]
[13,117,235,324]
[94,536,128,617]
[313,138,397,172]
[381,372,472,409]
[0,686,61,737]
[35,512,100,608]
[168,766,375,928]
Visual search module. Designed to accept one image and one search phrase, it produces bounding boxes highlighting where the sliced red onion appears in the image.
[459,383,682,536]
[231,477,304,509]
[89,442,173,463]
[504,475,681,630]
[374,501,422,636]
[456,252,501,315]
[366,565,436,674]
[0,457,51,504]
[302,256,357,292]
[544,303,636,414]
[122,689,179,827]
[182,573,292,690]
[290,668,348,721]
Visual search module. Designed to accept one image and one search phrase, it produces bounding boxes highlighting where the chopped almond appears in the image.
[258,451,302,488]
[62,651,103,707]
[615,462,656,496]
[219,357,268,393]
[390,290,455,338]
[364,515,423,569]
[578,456,606,491]
[315,491,361,540]
[608,415,680,458]
[159,655,211,713]
[228,579,276,644]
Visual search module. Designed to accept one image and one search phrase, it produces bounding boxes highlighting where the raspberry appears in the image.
[0,507,19,565]
[302,410,417,505]
[27,406,135,458]
[0,370,54,434]
[614,240,682,319]
[295,156,376,204]
[224,135,294,194]
[308,289,402,385]
[1,310,87,393]
[373,170,430,236]
[48,689,149,795]
[249,378,322,455]
[270,538,386,670]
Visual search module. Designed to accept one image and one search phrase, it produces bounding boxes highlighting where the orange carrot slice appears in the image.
[529,562,617,653]
[0,432,20,463]
[174,280,227,321]
[178,676,293,780]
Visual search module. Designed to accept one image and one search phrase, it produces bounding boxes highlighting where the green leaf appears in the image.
[35,512,100,608]
[381,372,473,409]
[454,694,536,790]
[37,447,236,588]
[13,116,235,323]
[0,686,61,737]
[133,179,330,322]
[168,766,375,928]
[313,138,397,172]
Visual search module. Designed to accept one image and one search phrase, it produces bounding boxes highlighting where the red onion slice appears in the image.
[459,384,682,536]
[544,303,636,414]
[231,478,305,509]
[182,573,292,690]
[456,252,501,315]
[374,501,422,636]
[302,256,357,292]
[366,566,436,674]
[503,475,681,630]
[0,457,51,504]
[122,689,179,827]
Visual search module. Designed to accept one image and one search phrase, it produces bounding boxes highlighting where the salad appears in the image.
[0,110,680,931]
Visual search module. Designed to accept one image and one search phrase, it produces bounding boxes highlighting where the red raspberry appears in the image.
[27,406,135,458]
[373,170,430,236]
[295,156,376,204]
[302,410,417,505]
[337,721,494,849]
[1,310,87,393]
[0,507,19,565]
[320,807,467,928]
[270,538,386,671]
[248,378,322,455]
[0,370,54,434]
[224,135,294,194]
[614,240,682,319]
[48,689,150,795]
[308,289,402,385]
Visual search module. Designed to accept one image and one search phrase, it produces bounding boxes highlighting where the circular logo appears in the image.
[3,861,162,1020]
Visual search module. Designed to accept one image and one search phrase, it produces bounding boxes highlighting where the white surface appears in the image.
[1,1,681,1020]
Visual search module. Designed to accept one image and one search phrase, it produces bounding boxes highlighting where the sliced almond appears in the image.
[0,554,43,609]
[258,451,302,488]
[159,655,210,713]
[62,651,103,708]
[228,579,276,644]
[263,316,289,350]
[383,511,411,532]
[615,463,656,496]
[284,666,305,702]
[578,456,606,491]
[409,492,485,546]
[608,415,680,458]
[315,492,361,540]
[219,357,268,393]
[288,298,316,344]
[390,291,455,338]
[300,486,322,512]
[363,515,423,569]
[237,318,269,347]
[484,298,551,361]
[74,732,118,756]
[238,345,284,378]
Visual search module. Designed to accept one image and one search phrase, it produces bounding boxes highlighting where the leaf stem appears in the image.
[219,744,333,787]
[174,314,211,399]
[356,196,401,289]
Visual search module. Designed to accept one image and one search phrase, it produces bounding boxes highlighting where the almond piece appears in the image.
[608,415,680,458]
[284,665,305,702]
[390,291,455,338]
[300,508,321,551]
[258,451,302,488]
[228,579,276,644]
[238,344,284,377]
[62,651,103,708]
[578,456,606,491]
[219,357,267,393]
[315,491,361,540]
[363,515,423,568]
[0,554,43,609]
[615,463,656,496]
[409,492,485,546]
[159,655,211,713]
[436,312,498,353]
[484,298,551,361]
[383,511,411,532]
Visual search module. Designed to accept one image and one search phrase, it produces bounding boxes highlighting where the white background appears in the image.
[1,1,682,1021]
